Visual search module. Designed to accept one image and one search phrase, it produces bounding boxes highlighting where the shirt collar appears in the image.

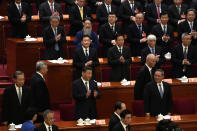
[78,5,83,10]
[161,23,167,28]
[155,3,161,7]
[81,77,89,84]
[135,22,142,27]
[15,84,21,89]
[187,20,193,25]
[44,122,52,129]
[15,2,21,6]
[109,23,115,27]
[36,72,44,79]
[120,121,128,131]
[128,0,134,4]
[48,1,54,6]
[82,46,89,52]
[105,3,111,7]
[182,44,188,49]
[114,112,121,120]
[157,82,163,86]
[145,64,152,72]
[116,45,123,50]
[148,46,155,50]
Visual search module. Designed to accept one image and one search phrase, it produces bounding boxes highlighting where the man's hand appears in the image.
[85,60,93,66]
[86,90,91,98]
[20,14,26,22]
[145,113,150,117]
[162,35,170,42]
[94,90,98,97]
[111,40,116,45]
[120,56,125,63]
[178,19,185,24]
[130,16,136,21]
[157,19,161,23]
[53,12,60,16]
[96,2,103,6]
[190,31,197,38]
[56,34,61,41]
[155,55,160,62]
[2,121,8,126]
[140,38,147,43]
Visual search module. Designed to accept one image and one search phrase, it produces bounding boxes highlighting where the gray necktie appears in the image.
[177,6,181,14]
[159,84,163,98]
[183,47,187,59]
[107,5,110,13]
[54,28,60,51]
[18,88,22,104]
[163,25,166,35]
[48,126,51,131]
[85,82,88,91]
[18,4,22,16]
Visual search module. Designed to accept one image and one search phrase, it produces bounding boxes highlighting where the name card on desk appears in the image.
[189,78,197,83]
[130,81,135,85]
[99,58,104,63]
[101,82,111,87]
[171,115,181,121]
[96,120,106,125]
[163,79,172,84]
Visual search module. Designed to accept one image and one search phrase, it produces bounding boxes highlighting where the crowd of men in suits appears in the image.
[2,0,197,130]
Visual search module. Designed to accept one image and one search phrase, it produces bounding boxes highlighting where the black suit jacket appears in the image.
[144,81,172,116]
[127,22,149,56]
[109,113,120,131]
[119,0,142,33]
[30,73,50,112]
[112,122,131,131]
[134,65,153,100]
[99,23,122,57]
[7,2,31,38]
[43,25,66,60]
[151,24,174,53]
[178,20,197,46]
[141,45,165,68]
[39,1,63,29]
[69,4,92,36]
[171,44,196,78]
[72,78,101,120]
[145,3,168,27]
[34,123,58,131]
[2,85,32,124]
[73,47,99,79]
[108,45,132,81]
[96,3,118,25]
[168,4,188,27]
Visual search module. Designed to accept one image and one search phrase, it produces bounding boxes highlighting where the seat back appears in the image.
[132,100,145,117]
[59,104,75,121]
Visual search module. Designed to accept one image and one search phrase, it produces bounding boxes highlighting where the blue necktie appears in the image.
[131,3,134,13]
[151,48,155,55]
[54,28,60,51]
[85,49,89,61]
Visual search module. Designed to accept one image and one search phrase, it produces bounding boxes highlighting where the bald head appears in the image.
[146,54,157,68]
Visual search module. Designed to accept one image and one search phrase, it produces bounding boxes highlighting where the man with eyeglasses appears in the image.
[35,109,58,131]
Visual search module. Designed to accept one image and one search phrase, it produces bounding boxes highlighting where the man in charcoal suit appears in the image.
[108,34,132,81]
[72,66,101,120]
[7,0,31,38]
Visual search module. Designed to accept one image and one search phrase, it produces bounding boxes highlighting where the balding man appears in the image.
[134,54,157,100]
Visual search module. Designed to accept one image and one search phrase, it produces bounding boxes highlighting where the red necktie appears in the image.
[157,6,160,19]
[50,3,54,14]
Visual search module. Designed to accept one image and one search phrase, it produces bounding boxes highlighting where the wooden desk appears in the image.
[1,115,197,131]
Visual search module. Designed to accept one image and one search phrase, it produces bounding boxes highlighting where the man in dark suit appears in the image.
[145,0,168,28]
[35,110,58,131]
[108,34,132,81]
[96,0,118,28]
[151,12,174,53]
[99,12,122,57]
[74,17,99,49]
[178,8,197,46]
[43,14,66,60]
[112,110,131,131]
[7,0,31,38]
[72,66,101,120]
[141,34,165,69]
[109,101,126,131]
[168,0,188,28]
[69,0,92,36]
[134,54,157,100]
[30,61,50,123]
[127,12,149,56]
[144,69,172,116]
[119,0,143,33]
[171,33,196,78]
[39,0,63,30]
[2,71,32,125]
[73,35,99,79]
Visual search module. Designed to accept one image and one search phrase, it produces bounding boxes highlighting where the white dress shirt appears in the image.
[48,1,54,11]
[182,44,188,55]
[145,64,152,76]
[105,3,111,12]
[114,112,121,120]
[120,121,128,131]
[15,84,22,100]
[82,46,89,56]
[81,77,89,90]
[44,122,53,131]
[128,0,134,11]
[157,82,164,94]
[36,72,45,81]
[116,45,123,54]
[15,2,22,11]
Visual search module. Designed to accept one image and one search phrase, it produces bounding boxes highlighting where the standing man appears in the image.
[72,66,101,120]
[108,34,132,81]
[109,101,126,131]
[73,35,99,79]
[43,14,66,60]
[134,54,157,100]
[7,0,32,38]
[2,71,32,125]
[144,69,172,116]
[30,61,50,122]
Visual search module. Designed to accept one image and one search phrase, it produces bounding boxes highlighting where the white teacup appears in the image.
[25,35,31,39]
[58,57,63,61]
[157,114,164,121]
[77,118,83,124]
[9,123,15,130]
[85,118,90,124]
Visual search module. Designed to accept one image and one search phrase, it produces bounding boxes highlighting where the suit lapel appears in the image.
[154,82,162,99]
[162,81,167,99]
[126,1,132,13]
[12,85,21,105]
[80,78,88,92]
[49,26,56,38]
[80,47,86,61]
[14,3,21,17]
[46,2,52,15]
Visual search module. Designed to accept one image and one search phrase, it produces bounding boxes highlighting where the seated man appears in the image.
[35,109,58,131]
[134,54,157,100]
[69,0,92,36]
[39,0,63,30]
[151,12,174,53]
[2,71,32,125]
[43,14,66,60]
[73,35,99,79]
[30,61,50,122]
[108,34,132,81]
[99,12,122,57]
[72,66,101,120]
[141,34,165,69]
[74,17,99,49]
[112,110,132,131]
[144,69,172,116]
[109,101,126,131]
[171,33,196,78]
[7,0,31,38]
[156,120,183,131]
